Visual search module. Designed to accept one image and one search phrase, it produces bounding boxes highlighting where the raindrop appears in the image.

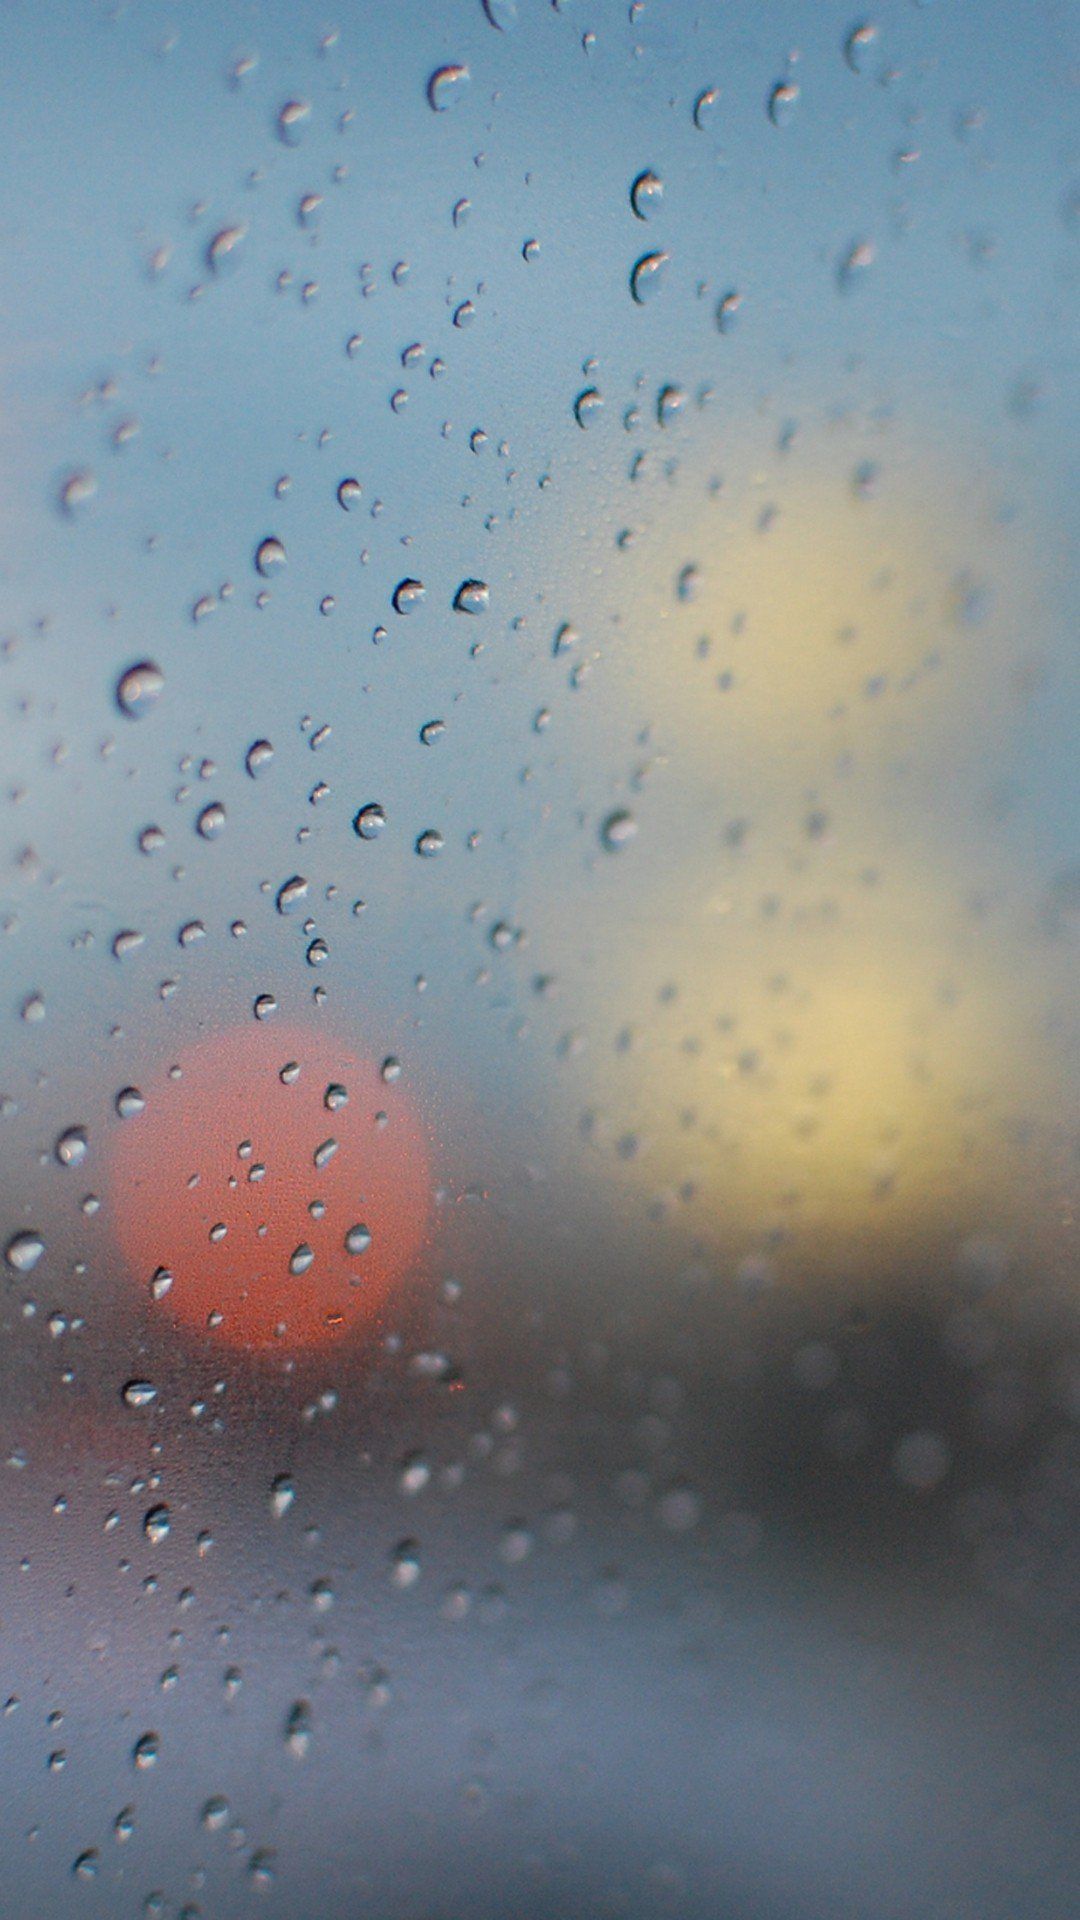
[116,662,164,719]
[630,169,664,219]
[59,470,97,517]
[601,810,638,852]
[284,1700,312,1758]
[116,1087,145,1119]
[345,1224,371,1257]
[246,738,274,778]
[276,875,309,915]
[206,225,246,273]
[420,719,445,745]
[630,251,669,304]
[453,578,489,614]
[143,1504,171,1546]
[197,802,226,840]
[392,578,426,614]
[353,803,386,840]
[270,1476,295,1518]
[337,477,362,510]
[55,1127,88,1168]
[845,22,878,73]
[132,1732,159,1771]
[416,829,444,857]
[693,87,719,130]
[482,0,517,26]
[255,536,286,578]
[4,1231,44,1274]
[574,387,604,428]
[768,81,800,126]
[428,64,470,112]
[277,99,311,145]
[122,1380,157,1409]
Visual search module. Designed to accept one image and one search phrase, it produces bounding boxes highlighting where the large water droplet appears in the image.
[392,578,426,614]
[353,803,386,841]
[482,0,517,27]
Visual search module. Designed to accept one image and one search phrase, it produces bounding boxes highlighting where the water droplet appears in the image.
[206,224,247,273]
[143,1504,171,1546]
[845,22,878,73]
[630,169,664,219]
[123,1380,157,1409]
[116,1086,146,1119]
[392,578,426,614]
[420,719,446,745]
[246,738,274,778]
[55,1127,88,1168]
[657,384,686,427]
[277,99,311,145]
[630,250,669,304]
[197,802,226,840]
[716,290,743,333]
[270,1476,295,1518]
[768,81,800,127]
[284,1700,312,1758]
[428,64,470,112]
[453,578,489,614]
[601,810,637,852]
[416,829,444,857]
[838,239,875,290]
[289,1244,315,1277]
[132,1732,159,1770]
[345,1223,371,1256]
[276,875,309,915]
[59,470,97,517]
[693,87,720,130]
[255,536,286,578]
[353,803,386,841]
[5,1231,43,1274]
[337,477,362,510]
[481,0,517,26]
[574,387,604,428]
[202,1796,230,1832]
[116,662,164,719]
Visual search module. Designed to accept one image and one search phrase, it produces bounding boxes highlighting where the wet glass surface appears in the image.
[0,2,1077,1916]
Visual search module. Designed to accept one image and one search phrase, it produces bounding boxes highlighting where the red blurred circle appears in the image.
[109,1022,431,1353]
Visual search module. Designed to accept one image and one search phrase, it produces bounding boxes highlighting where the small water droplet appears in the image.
[289,1244,315,1277]
[845,22,878,73]
[453,578,489,614]
[693,87,720,130]
[601,810,637,852]
[277,99,311,145]
[116,662,164,719]
[630,251,669,304]
[337,477,362,510]
[482,0,517,26]
[416,828,444,857]
[5,1231,44,1274]
[59,470,97,517]
[768,81,800,127]
[392,578,426,614]
[276,875,308,915]
[255,536,286,578]
[353,803,386,841]
[197,802,226,840]
[123,1380,157,1409]
[345,1223,371,1257]
[143,1503,171,1546]
[284,1700,312,1758]
[132,1732,159,1771]
[428,64,470,112]
[630,169,664,219]
[206,224,247,273]
[246,738,274,778]
[55,1126,88,1168]
[574,387,604,428]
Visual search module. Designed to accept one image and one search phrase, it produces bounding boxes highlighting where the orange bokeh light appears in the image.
[109,1022,431,1354]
